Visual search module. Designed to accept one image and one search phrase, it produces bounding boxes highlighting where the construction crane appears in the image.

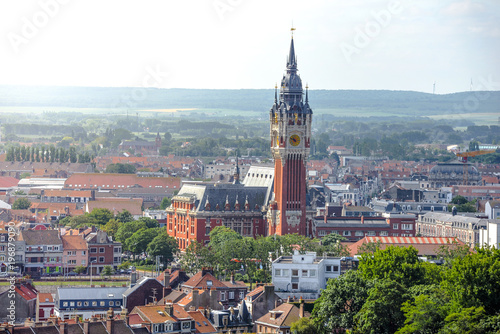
[455,150,496,185]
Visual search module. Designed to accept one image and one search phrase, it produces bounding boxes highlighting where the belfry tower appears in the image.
[267,33,312,236]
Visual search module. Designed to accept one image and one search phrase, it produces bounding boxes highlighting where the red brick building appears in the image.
[85,230,122,274]
[314,213,417,241]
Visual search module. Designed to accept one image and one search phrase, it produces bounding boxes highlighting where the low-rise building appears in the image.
[20,229,63,276]
[485,200,500,220]
[255,302,306,334]
[36,292,55,322]
[416,212,488,247]
[271,251,358,300]
[0,279,38,323]
[86,230,122,274]
[61,234,88,273]
[54,286,127,320]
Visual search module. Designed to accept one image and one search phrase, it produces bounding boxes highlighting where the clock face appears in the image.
[289,134,301,146]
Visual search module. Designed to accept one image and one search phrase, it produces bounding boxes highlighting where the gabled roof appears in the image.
[20,229,61,245]
[133,304,191,324]
[187,310,217,333]
[0,176,19,188]
[182,271,226,289]
[123,277,162,297]
[245,286,264,301]
[177,289,206,306]
[255,303,300,328]
[16,283,38,301]
[38,293,54,303]
[86,198,143,216]
[56,287,127,300]
[61,235,88,250]
[222,280,247,289]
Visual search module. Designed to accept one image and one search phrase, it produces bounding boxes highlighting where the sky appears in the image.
[1,0,499,94]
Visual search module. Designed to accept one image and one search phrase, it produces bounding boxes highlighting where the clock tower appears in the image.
[268,35,312,236]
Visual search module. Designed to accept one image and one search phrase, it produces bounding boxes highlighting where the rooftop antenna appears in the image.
[433,81,436,94]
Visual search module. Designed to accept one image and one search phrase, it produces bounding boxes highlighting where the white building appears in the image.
[485,200,500,220]
[479,220,500,249]
[271,251,358,300]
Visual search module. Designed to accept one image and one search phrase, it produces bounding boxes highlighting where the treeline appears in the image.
[3,123,86,136]
[5,145,93,163]
[306,245,500,334]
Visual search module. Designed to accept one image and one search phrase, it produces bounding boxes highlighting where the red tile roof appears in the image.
[62,234,88,250]
[348,236,467,256]
[38,293,54,303]
[182,271,226,289]
[86,198,143,216]
[187,310,217,333]
[0,176,19,188]
[16,283,38,301]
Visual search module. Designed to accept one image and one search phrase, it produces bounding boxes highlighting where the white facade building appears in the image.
[271,251,358,300]
[479,220,500,249]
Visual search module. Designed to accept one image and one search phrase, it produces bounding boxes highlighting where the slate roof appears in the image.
[57,287,127,300]
[123,277,161,297]
[255,303,300,328]
[20,230,62,245]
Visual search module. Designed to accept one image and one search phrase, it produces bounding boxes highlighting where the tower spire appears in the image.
[305,84,309,103]
[287,28,297,69]
[274,83,278,103]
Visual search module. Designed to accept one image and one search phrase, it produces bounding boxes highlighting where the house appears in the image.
[86,230,122,273]
[130,302,216,334]
[19,229,63,276]
[54,286,127,320]
[245,285,281,332]
[348,236,469,257]
[271,251,357,300]
[255,301,307,334]
[61,234,88,272]
[180,269,247,309]
[478,219,500,249]
[485,200,500,220]
[9,309,142,334]
[209,301,253,334]
[0,279,38,323]
[0,176,19,195]
[36,292,55,322]
[122,276,166,313]
[156,268,190,296]
[341,205,377,217]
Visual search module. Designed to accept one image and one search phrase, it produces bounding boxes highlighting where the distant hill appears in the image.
[0,85,499,116]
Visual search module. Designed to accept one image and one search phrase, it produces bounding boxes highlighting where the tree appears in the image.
[101,265,113,277]
[136,217,159,229]
[160,197,172,210]
[115,220,147,249]
[442,247,500,315]
[357,240,382,254]
[128,228,160,258]
[312,270,373,334]
[73,266,86,275]
[359,246,427,288]
[291,316,318,334]
[451,196,468,205]
[435,240,471,267]
[88,208,114,225]
[105,163,136,174]
[12,198,31,210]
[353,279,408,334]
[321,233,347,246]
[146,231,179,266]
[208,226,243,276]
[115,210,134,223]
[179,241,212,276]
[103,219,121,238]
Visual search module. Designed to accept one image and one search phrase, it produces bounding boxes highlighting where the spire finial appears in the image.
[291,23,295,38]
[305,84,309,103]
[274,83,278,102]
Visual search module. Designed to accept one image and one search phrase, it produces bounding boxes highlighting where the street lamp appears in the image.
[90,260,97,285]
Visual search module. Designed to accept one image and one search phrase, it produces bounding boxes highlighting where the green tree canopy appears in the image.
[160,197,172,210]
[12,197,31,210]
[88,208,114,225]
[146,231,179,266]
[105,163,136,174]
[103,219,121,238]
[312,270,373,334]
[115,220,147,249]
[136,217,159,229]
[115,210,134,223]
[127,228,160,257]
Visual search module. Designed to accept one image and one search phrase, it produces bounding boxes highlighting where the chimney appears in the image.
[83,320,89,334]
[59,321,67,334]
[164,271,170,289]
[164,300,173,316]
[361,216,364,224]
[299,297,305,318]
[131,272,137,286]
[106,308,114,334]
[192,289,199,309]
[230,273,235,284]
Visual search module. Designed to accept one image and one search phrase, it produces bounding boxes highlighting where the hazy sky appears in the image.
[1,0,499,93]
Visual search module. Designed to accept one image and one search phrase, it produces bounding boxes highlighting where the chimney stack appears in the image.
[131,272,137,286]
[106,308,114,334]
[165,300,173,316]
[299,297,304,318]
[59,321,68,334]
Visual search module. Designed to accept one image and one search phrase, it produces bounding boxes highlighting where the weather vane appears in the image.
[291,23,296,37]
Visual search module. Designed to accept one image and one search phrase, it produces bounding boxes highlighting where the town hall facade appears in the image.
[166,35,313,250]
